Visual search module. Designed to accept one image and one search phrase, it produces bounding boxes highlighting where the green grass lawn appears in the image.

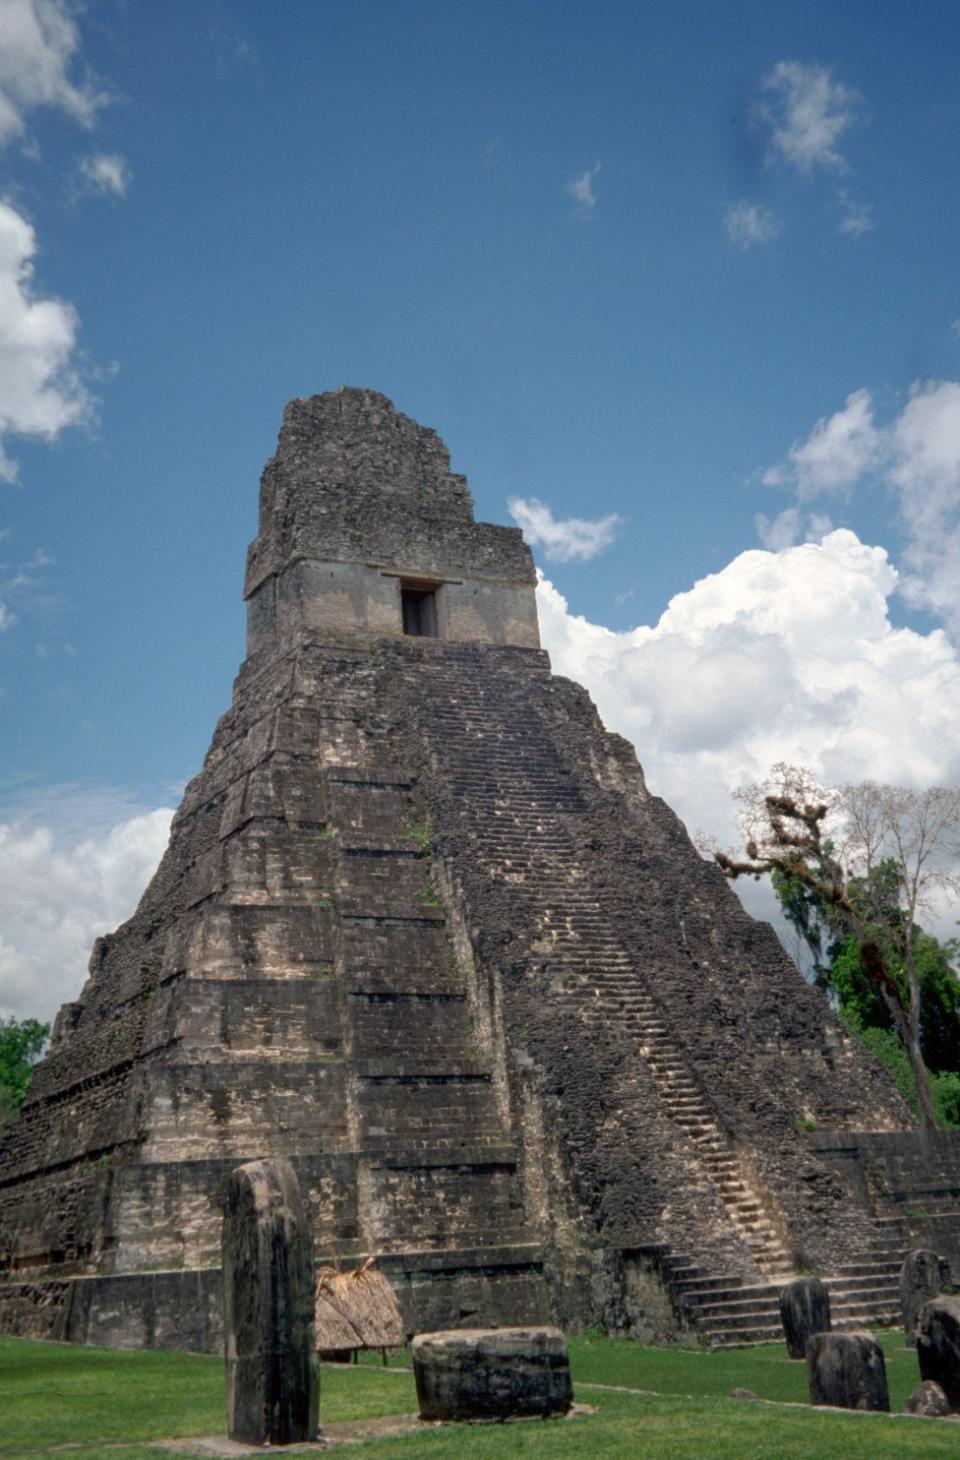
[1,1329,955,1459]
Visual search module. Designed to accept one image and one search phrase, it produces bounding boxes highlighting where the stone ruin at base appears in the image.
[2,387,959,1352]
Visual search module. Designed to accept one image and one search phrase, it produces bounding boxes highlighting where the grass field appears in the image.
[1,1328,956,1458]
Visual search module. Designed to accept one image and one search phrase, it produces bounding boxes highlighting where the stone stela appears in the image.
[1,387,958,1354]
[222,1158,318,1445]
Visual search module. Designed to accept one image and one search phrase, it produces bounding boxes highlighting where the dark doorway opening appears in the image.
[401,583,439,637]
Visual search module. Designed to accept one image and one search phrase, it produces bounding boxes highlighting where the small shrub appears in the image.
[405,815,432,854]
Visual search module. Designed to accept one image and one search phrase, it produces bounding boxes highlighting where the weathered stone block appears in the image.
[905,1379,951,1417]
[807,1330,889,1412]
[222,1158,318,1444]
[411,1326,572,1421]
[917,1295,960,1410]
[779,1275,831,1359]
[901,1249,952,1346]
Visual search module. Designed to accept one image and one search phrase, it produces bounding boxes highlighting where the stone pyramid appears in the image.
[0,389,918,1351]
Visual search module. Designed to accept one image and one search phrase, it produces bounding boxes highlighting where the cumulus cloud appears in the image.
[508,495,621,562]
[763,380,960,635]
[538,529,960,880]
[0,199,91,482]
[0,789,174,1022]
[77,151,131,198]
[567,162,600,218]
[724,200,780,250]
[759,60,860,173]
[0,0,107,146]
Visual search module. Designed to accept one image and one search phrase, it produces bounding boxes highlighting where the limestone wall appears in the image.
[246,558,538,655]
[810,1130,960,1270]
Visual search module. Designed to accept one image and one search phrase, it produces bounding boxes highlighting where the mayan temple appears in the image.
[2,388,958,1351]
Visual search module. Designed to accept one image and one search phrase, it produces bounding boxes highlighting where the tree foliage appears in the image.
[0,1017,49,1130]
[715,764,960,1130]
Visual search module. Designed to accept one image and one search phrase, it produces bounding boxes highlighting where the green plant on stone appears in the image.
[311,824,335,842]
[440,949,463,984]
[405,815,432,855]
[795,1117,817,1133]
[420,880,440,909]
[314,894,335,910]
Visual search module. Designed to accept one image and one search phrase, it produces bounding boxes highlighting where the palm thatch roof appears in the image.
[315,1256,405,1353]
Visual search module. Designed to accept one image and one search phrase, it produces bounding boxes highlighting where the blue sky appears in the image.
[2,0,960,1019]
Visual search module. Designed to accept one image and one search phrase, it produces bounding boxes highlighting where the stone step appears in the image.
[830,1260,902,1278]
[674,1275,764,1297]
[831,1317,900,1338]
[708,1327,785,1349]
[825,1274,901,1295]
[694,1296,785,1319]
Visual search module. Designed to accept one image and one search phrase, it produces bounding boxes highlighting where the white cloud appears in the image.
[0,789,174,1023]
[0,542,54,631]
[763,380,960,636]
[780,388,881,498]
[724,200,780,250]
[889,381,960,634]
[567,162,600,218]
[0,199,91,482]
[77,151,131,198]
[951,319,960,341]
[759,60,859,173]
[508,495,621,562]
[838,191,875,237]
[806,512,835,541]
[754,506,800,550]
[0,0,107,147]
[754,509,834,552]
[537,529,960,875]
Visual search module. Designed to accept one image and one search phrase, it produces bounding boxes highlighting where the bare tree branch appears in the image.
[716,765,960,1130]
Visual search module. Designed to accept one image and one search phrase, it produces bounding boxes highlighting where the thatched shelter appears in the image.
[315,1257,405,1361]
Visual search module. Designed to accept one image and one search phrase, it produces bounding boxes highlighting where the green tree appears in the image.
[715,766,960,1131]
[775,858,960,1063]
[0,1018,49,1130]
[771,858,960,1126]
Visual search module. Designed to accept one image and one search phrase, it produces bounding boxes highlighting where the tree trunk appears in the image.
[905,1027,939,1130]
[903,933,939,1131]
[858,935,938,1130]
[873,971,938,1130]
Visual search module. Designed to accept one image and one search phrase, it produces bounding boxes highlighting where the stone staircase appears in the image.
[411,655,909,1345]
[654,1220,907,1347]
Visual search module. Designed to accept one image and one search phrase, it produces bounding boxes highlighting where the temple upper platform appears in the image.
[243,388,540,654]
